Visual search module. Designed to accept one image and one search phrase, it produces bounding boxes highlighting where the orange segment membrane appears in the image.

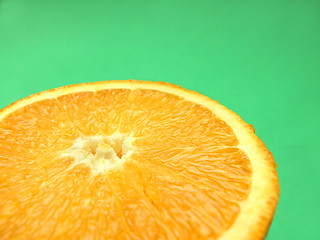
[0,89,251,239]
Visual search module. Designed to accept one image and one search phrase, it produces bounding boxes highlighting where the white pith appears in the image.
[0,80,279,240]
[62,132,134,174]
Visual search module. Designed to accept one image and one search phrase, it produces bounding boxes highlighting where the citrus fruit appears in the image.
[0,80,279,239]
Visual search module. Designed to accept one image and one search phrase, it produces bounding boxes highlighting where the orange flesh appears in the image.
[0,89,251,239]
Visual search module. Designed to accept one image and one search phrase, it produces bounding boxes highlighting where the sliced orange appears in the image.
[0,80,279,240]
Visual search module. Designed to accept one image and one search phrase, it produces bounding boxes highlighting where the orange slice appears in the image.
[0,80,279,240]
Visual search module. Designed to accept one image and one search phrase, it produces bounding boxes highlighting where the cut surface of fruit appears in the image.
[0,80,279,240]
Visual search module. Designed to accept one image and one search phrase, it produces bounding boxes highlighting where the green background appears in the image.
[1,0,319,239]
